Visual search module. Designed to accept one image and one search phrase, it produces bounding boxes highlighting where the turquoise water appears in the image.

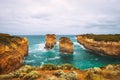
[22,35,120,70]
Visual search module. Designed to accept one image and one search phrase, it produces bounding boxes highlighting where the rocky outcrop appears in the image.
[77,35,120,56]
[45,34,56,49]
[59,37,74,54]
[0,34,28,74]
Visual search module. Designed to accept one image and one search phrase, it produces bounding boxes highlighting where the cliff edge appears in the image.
[77,34,120,56]
[0,33,28,74]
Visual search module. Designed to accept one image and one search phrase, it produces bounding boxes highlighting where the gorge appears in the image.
[0,33,120,80]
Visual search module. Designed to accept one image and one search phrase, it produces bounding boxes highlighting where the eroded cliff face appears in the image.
[45,34,56,49]
[0,34,28,74]
[59,37,74,54]
[77,35,120,56]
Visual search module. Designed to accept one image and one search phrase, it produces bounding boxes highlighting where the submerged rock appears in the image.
[59,37,74,53]
[0,34,28,74]
[45,34,56,49]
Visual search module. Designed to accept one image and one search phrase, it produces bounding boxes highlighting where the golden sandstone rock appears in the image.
[59,37,74,54]
[0,34,28,74]
[77,35,120,56]
[45,34,56,49]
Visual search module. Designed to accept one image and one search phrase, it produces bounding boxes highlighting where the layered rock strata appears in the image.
[77,35,120,56]
[45,34,56,49]
[0,34,28,74]
[59,37,74,53]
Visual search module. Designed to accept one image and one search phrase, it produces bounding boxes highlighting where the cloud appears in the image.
[0,0,120,35]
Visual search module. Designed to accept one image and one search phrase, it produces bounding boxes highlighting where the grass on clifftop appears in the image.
[0,64,79,80]
[81,34,120,42]
[0,64,120,80]
[0,33,23,45]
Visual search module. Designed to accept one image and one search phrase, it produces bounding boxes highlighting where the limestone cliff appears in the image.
[0,34,28,74]
[59,37,74,53]
[77,35,120,56]
[45,34,56,49]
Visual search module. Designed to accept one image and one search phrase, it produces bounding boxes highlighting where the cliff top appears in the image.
[0,33,23,45]
[78,34,120,42]
[0,64,120,80]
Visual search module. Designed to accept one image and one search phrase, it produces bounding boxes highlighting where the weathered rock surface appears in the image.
[77,35,120,56]
[45,34,56,49]
[59,37,74,53]
[0,34,28,74]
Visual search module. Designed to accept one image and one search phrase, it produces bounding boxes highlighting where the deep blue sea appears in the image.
[21,35,120,70]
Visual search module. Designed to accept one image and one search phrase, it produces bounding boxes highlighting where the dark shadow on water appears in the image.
[59,53,73,64]
[85,50,120,65]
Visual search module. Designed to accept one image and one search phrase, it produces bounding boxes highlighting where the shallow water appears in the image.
[21,35,120,70]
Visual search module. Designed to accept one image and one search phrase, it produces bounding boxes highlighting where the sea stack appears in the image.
[59,37,74,54]
[45,34,56,49]
[0,33,28,74]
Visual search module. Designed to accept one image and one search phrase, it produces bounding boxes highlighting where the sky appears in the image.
[0,0,120,35]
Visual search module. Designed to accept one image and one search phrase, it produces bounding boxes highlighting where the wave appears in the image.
[57,41,59,45]
[73,42,80,45]
[33,54,42,58]
[41,62,44,65]
[29,43,47,53]
[73,42,86,50]
[79,44,86,50]
[38,43,47,52]
[47,56,60,60]
[24,60,35,63]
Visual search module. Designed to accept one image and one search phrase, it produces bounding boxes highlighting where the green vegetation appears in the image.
[40,63,78,70]
[0,64,78,80]
[23,71,40,80]
[86,64,120,80]
[0,65,40,80]
[57,64,78,70]
[40,64,57,70]
[0,34,23,45]
[0,64,120,80]
[81,34,120,42]
[54,70,78,80]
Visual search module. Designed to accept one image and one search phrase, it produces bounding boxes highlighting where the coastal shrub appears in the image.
[58,64,77,70]
[105,64,114,70]
[0,65,35,79]
[23,71,40,80]
[82,34,120,42]
[86,69,104,80]
[0,74,14,80]
[54,70,65,77]
[17,65,35,73]
[41,64,57,70]
[0,35,22,46]
[54,70,78,80]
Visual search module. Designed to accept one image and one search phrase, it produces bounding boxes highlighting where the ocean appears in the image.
[21,35,120,70]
